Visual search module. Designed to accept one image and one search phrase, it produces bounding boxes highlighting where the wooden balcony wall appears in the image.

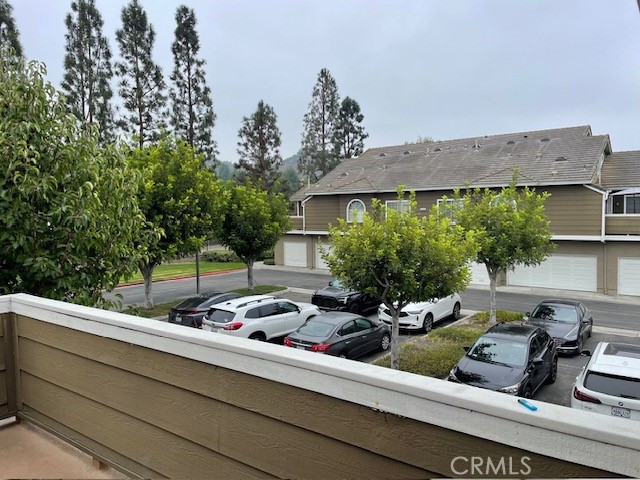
[605,215,640,235]
[0,294,638,479]
[289,215,303,231]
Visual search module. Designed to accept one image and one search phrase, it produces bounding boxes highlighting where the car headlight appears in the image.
[338,297,349,304]
[406,309,424,315]
[497,382,521,395]
[448,368,458,381]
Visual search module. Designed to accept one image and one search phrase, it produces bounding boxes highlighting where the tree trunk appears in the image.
[139,262,154,309]
[246,258,254,292]
[390,309,400,370]
[488,267,498,325]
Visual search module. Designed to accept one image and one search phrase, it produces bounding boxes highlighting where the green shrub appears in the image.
[202,250,241,262]
[430,327,484,344]
[472,309,524,325]
[263,258,275,265]
[374,342,465,378]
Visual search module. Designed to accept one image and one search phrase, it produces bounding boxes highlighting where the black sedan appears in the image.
[168,291,242,328]
[524,299,593,355]
[448,323,558,398]
[284,312,390,359]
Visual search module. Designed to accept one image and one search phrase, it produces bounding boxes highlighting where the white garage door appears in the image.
[618,258,640,296]
[508,254,597,292]
[315,243,332,270]
[469,262,490,285]
[283,241,307,267]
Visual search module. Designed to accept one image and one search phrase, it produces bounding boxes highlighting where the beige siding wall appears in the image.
[2,308,626,478]
[604,242,640,296]
[304,196,340,231]
[0,314,7,418]
[605,215,640,235]
[542,186,602,236]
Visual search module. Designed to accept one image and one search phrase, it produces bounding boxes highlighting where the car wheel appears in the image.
[380,333,391,352]
[348,302,361,314]
[338,351,348,359]
[249,332,266,341]
[421,313,433,333]
[547,357,558,384]
[522,385,533,399]
[576,336,583,356]
[452,302,461,320]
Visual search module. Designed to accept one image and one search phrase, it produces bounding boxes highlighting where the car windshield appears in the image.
[329,279,344,288]
[531,304,577,323]
[584,371,640,399]
[296,320,336,337]
[208,309,236,323]
[467,337,527,367]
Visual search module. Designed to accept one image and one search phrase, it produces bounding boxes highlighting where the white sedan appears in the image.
[377,293,462,332]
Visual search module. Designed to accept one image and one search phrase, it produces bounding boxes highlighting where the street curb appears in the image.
[117,268,246,288]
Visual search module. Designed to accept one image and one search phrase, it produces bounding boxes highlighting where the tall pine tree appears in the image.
[298,68,341,183]
[0,0,22,57]
[236,100,282,190]
[335,96,368,159]
[169,5,217,165]
[115,0,165,149]
[62,0,114,143]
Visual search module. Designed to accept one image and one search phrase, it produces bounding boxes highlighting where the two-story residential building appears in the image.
[276,125,640,297]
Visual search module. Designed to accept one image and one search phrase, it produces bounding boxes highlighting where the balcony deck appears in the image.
[0,418,124,479]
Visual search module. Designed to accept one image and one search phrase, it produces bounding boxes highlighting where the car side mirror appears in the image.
[532,358,543,365]
[580,349,592,357]
[525,312,530,317]
[462,346,470,352]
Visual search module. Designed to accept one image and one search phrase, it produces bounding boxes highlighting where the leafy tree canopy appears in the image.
[128,137,227,307]
[335,96,368,159]
[219,183,291,290]
[326,188,477,368]
[0,51,143,306]
[452,174,555,324]
[0,0,22,57]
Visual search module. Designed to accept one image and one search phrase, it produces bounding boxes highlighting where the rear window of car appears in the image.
[584,371,640,399]
[297,321,335,337]
[208,309,236,323]
[176,297,208,309]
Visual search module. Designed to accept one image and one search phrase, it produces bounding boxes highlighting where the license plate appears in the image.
[203,325,218,332]
[296,346,306,350]
[611,406,630,419]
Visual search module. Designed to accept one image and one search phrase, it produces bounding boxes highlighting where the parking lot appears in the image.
[277,288,640,408]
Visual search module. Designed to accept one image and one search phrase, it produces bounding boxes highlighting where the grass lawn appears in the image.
[373,310,524,378]
[121,260,246,285]
[125,284,287,318]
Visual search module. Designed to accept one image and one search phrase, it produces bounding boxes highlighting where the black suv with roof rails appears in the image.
[448,322,558,398]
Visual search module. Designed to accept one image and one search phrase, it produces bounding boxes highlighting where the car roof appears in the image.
[537,299,583,307]
[589,342,640,378]
[306,311,363,325]
[213,294,277,310]
[484,322,540,342]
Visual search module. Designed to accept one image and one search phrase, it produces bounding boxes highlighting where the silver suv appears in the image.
[202,295,321,341]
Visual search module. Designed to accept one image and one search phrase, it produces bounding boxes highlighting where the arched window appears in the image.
[346,199,365,223]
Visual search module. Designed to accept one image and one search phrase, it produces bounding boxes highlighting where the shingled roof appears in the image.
[601,151,640,189]
[293,125,612,200]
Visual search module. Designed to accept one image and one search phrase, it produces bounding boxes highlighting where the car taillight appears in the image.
[223,322,243,331]
[310,343,331,352]
[284,338,292,347]
[573,386,601,404]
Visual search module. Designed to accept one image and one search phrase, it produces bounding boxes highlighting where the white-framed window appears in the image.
[608,193,640,214]
[385,199,411,213]
[437,198,463,221]
[346,199,365,223]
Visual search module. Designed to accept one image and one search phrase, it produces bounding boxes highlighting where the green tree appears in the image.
[278,165,301,200]
[298,68,341,183]
[404,136,434,145]
[0,52,143,306]
[219,184,291,291]
[326,189,477,369]
[115,0,165,149]
[215,161,236,181]
[453,175,555,324]
[128,138,227,308]
[169,5,217,164]
[62,0,114,143]
[236,100,282,190]
[0,0,21,57]
[335,96,368,159]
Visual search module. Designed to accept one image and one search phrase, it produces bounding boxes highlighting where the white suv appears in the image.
[571,342,640,421]
[201,295,321,341]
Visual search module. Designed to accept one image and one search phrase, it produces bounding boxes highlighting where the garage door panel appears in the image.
[284,242,307,267]
[618,258,640,296]
[508,255,597,292]
[469,262,490,285]
[315,244,332,270]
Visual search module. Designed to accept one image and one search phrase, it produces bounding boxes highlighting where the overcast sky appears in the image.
[11,0,640,163]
